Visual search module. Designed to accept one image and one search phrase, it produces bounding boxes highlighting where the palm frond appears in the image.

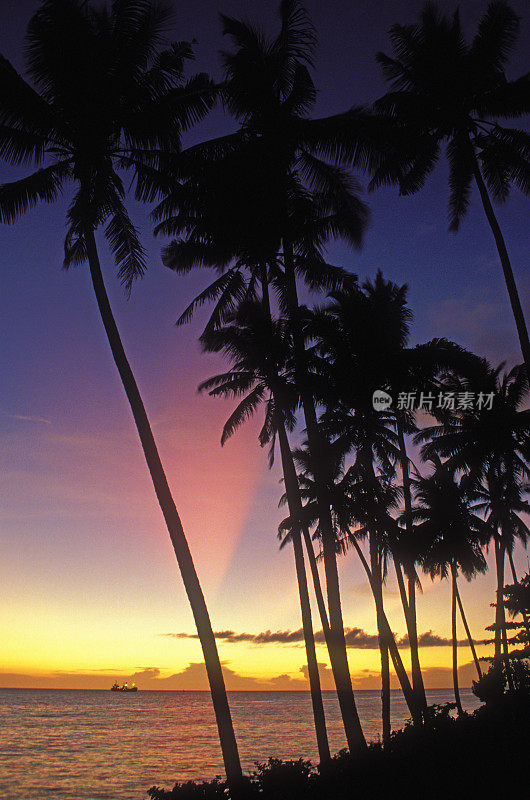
[176,269,239,327]
[221,384,266,445]
[470,1,520,74]
[104,196,147,294]
[0,54,63,138]
[110,0,174,78]
[447,134,474,231]
[0,159,70,223]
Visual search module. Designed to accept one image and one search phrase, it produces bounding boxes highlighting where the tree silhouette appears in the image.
[199,300,332,765]
[414,457,489,713]
[417,363,530,665]
[157,0,369,753]
[310,271,483,717]
[0,0,244,784]
[374,1,530,376]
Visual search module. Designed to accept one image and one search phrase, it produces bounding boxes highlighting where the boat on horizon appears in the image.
[110,682,138,692]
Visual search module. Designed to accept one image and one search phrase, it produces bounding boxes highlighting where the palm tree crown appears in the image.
[374,1,529,226]
[0,0,213,290]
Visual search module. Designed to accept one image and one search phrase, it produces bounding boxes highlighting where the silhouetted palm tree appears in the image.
[311,272,482,715]
[279,440,421,730]
[417,363,530,664]
[473,465,530,679]
[0,1,244,784]
[344,456,403,745]
[158,0,369,752]
[414,458,490,713]
[374,1,530,375]
[198,301,332,765]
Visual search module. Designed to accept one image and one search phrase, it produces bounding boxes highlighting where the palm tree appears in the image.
[344,456,403,745]
[473,464,530,678]
[417,363,530,665]
[413,458,489,714]
[0,1,244,784]
[157,0,369,753]
[279,440,422,730]
[198,300,332,765]
[374,1,530,376]
[311,272,483,716]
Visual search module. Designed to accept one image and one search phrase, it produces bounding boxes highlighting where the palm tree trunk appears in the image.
[396,417,427,714]
[258,268,331,644]
[494,534,505,662]
[282,238,366,753]
[302,527,331,640]
[370,533,391,746]
[496,535,514,691]
[277,422,331,765]
[455,582,482,679]
[84,229,243,787]
[349,535,421,722]
[471,152,530,378]
[450,563,463,716]
[507,550,530,641]
[260,270,333,757]
[508,549,517,583]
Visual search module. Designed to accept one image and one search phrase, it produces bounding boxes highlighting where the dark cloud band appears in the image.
[160,627,483,649]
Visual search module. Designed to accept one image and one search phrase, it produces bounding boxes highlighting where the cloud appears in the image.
[162,627,485,650]
[397,630,486,648]
[161,629,307,645]
[151,663,312,691]
[0,656,491,692]
[343,628,381,649]
[163,626,382,649]
[1,410,51,425]
[130,667,161,680]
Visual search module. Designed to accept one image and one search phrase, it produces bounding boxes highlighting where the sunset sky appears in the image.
[1,0,529,693]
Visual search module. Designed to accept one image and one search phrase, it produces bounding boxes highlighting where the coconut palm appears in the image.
[310,272,483,715]
[413,457,489,714]
[0,0,246,784]
[198,300,332,765]
[473,465,530,677]
[279,440,422,731]
[417,363,530,663]
[157,0,369,753]
[344,455,405,745]
[374,1,530,376]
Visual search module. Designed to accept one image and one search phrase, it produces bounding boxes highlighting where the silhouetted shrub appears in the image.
[147,777,228,800]
[251,758,315,799]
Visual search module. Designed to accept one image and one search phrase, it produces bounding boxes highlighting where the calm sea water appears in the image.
[0,688,481,799]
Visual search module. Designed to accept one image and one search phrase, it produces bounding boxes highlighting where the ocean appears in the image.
[0,688,481,799]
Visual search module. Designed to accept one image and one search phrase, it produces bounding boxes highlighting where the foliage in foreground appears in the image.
[147,694,530,800]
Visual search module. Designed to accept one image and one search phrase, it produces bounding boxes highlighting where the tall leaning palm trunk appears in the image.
[277,421,331,765]
[283,241,366,753]
[493,531,514,690]
[369,533,391,745]
[454,582,482,679]
[85,231,243,786]
[450,561,464,716]
[470,151,530,379]
[349,534,420,722]
[396,417,427,714]
[259,275,330,762]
